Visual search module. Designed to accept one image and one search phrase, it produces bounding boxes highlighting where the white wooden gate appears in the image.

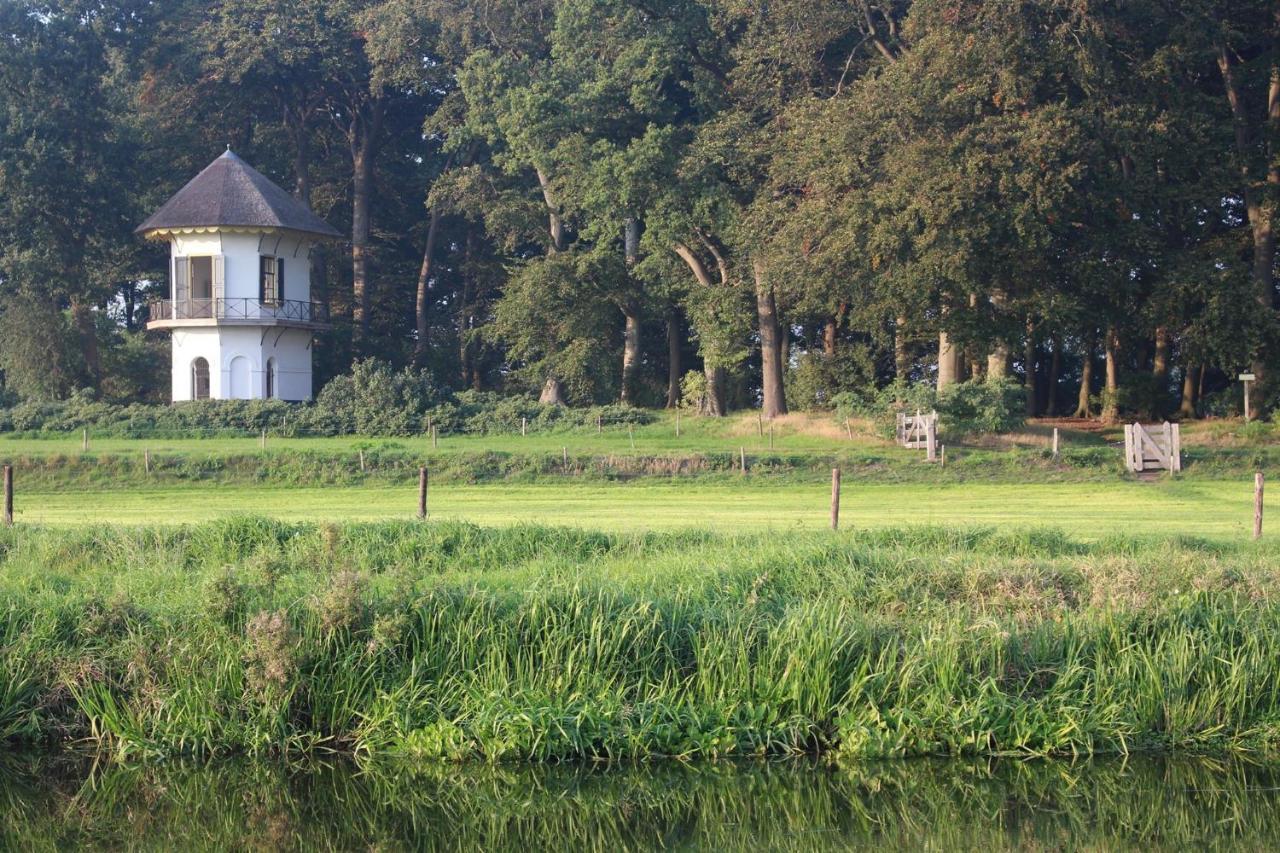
[896,410,938,461]
[1124,421,1181,473]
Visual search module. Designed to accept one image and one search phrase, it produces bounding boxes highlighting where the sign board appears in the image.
[1239,373,1256,381]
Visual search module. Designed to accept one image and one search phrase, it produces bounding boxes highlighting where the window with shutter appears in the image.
[277,258,285,303]
[260,256,278,305]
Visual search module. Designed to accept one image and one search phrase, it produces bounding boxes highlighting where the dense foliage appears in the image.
[0,0,1276,422]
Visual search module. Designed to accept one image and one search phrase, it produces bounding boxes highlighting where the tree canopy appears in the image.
[0,0,1276,420]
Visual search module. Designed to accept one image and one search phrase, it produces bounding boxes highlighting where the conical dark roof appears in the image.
[136,149,341,239]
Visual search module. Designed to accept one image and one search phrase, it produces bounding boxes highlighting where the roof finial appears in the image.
[226,143,231,152]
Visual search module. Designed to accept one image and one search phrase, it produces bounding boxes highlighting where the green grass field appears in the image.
[5,479,1265,539]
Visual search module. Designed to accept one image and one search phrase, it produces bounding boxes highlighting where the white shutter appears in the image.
[212,255,226,304]
[276,257,285,303]
[174,257,190,308]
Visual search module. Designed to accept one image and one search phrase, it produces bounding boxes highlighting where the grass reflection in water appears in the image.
[3,755,1279,851]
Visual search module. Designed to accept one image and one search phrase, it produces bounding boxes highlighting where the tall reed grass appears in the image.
[1,519,1279,761]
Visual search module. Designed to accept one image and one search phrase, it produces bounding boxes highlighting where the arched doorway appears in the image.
[191,357,210,400]
[228,356,251,399]
[265,357,276,399]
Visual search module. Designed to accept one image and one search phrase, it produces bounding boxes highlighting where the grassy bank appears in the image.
[2,413,1275,490]
[3,520,1280,761]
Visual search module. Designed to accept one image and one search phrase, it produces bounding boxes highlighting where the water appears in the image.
[3,754,1279,850]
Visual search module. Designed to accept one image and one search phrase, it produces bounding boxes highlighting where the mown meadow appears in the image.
[3,519,1280,762]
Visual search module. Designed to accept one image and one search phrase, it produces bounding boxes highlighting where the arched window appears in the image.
[191,357,210,400]
[265,358,276,399]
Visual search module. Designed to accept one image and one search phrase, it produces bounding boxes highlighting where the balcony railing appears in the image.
[149,298,329,325]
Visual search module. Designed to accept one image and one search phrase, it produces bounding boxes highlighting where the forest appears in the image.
[0,0,1276,422]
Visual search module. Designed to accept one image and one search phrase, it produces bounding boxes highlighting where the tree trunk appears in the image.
[673,243,729,416]
[986,344,1009,380]
[894,315,910,379]
[621,308,641,404]
[1152,325,1169,419]
[1023,317,1037,417]
[986,290,1010,379]
[1180,364,1198,419]
[1101,325,1120,424]
[620,217,642,404]
[1045,336,1061,416]
[458,230,477,389]
[537,168,566,252]
[779,311,790,374]
[937,331,960,391]
[1217,40,1278,394]
[704,365,726,416]
[71,299,100,385]
[1073,337,1095,418]
[349,101,383,348]
[666,310,682,408]
[413,206,443,367]
[753,258,787,418]
[539,378,565,405]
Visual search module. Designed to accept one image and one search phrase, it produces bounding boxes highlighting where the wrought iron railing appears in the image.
[149,298,328,324]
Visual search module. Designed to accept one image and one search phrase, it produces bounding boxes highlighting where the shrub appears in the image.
[314,359,443,436]
[836,379,1024,438]
[785,347,877,411]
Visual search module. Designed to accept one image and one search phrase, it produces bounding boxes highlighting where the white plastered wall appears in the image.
[169,230,313,304]
[165,229,318,402]
[171,328,223,401]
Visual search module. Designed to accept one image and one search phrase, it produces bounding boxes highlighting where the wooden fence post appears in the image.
[418,467,428,520]
[1052,427,1059,460]
[628,423,635,450]
[260,428,267,450]
[597,414,602,434]
[358,449,365,473]
[562,446,568,468]
[768,425,774,450]
[925,417,937,462]
[940,444,946,468]
[675,411,681,438]
[522,417,527,436]
[1255,472,1264,540]
[82,428,89,452]
[830,468,841,530]
[432,426,438,449]
[740,446,746,475]
[3,465,12,527]
[845,419,853,441]
[757,413,763,437]
[144,448,151,476]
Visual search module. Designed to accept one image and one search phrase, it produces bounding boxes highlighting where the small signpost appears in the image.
[1240,373,1256,422]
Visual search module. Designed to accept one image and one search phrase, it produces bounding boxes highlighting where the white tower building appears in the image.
[138,149,340,401]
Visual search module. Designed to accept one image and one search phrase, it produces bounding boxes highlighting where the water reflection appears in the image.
[3,754,1279,850]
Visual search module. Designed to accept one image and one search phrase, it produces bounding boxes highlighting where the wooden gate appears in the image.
[896,410,938,461]
[1124,421,1181,473]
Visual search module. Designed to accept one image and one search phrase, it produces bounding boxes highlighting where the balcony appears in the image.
[147,298,329,330]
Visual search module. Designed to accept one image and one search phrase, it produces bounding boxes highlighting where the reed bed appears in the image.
[2,519,1280,761]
